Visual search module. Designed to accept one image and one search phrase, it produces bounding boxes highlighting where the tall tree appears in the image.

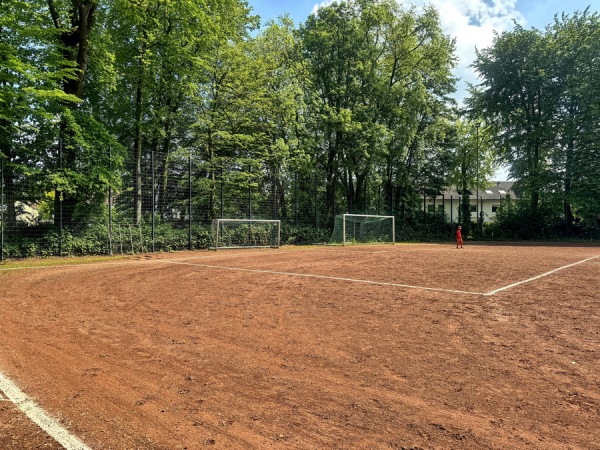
[46,0,99,226]
[1,0,81,226]
[447,120,495,234]
[300,0,456,222]
[548,9,600,228]
[469,26,558,221]
[378,4,457,218]
[469,10,600,232]
[249,17,308,221]
[104,0,257,224]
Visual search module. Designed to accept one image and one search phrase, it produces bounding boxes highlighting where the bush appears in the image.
[281,225,331,245]
[483,198,569,240]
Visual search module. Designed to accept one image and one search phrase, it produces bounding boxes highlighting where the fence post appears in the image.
[248,164,252,245]
[480,196,483,233]
[442,194,445,223]
[248,164,252,220]
[151,150,155,252]
[108,145,113,256]
[273,171,278,220]
[220,167,224,219]
[332,174,336,219]
[1,153,4,261]
[188,152,192,250]
[58,138,63,257]
[314,172,317,228]
[294,171,298,226]
[364,179,368,215]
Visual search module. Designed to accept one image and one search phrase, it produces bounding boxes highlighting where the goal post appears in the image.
[330,214,395,245]
[212,219,281,250]
[109,222,145,255]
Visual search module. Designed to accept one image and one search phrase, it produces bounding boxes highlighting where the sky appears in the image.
[247,0,598,180]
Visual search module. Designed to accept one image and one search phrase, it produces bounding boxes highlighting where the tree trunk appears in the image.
[564,137,575,233]
[324,131,338,226]
[47,0,98,227]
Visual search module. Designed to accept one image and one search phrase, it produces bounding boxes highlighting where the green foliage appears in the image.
[395,216,454,243]
[484,196,568,240]
[281,225,332,245]
[141,223,188,253]
[300,0,457,219]
[469,9,600,228]
[1,238,39,259]
[0,221,216,259]
[1,225,105,258]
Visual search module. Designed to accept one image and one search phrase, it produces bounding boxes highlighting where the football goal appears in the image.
[330,214,395,245]
[109,223,145,255]
[212,219,281,250]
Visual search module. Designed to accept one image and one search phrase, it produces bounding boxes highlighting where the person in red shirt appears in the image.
[456,225,464,249]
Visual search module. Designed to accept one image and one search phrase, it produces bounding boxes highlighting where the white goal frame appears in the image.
[333,214,395,245]
[212,218,281,250]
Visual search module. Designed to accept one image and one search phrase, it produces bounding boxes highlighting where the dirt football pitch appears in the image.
[1,243,599,449]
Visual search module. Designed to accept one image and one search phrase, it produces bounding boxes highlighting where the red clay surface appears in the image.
[1,243,599,449]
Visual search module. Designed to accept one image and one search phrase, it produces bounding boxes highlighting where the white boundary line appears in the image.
[3,252,598,297]
[485,255,600,296]
[155,259,486,296]
[0,372,90,450]
[158,254,600,297]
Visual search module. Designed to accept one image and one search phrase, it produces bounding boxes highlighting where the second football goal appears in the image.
[330,214,395,245]
[212,219,281,250]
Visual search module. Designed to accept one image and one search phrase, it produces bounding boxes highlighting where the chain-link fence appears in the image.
[1,148,399,259]
[2,148,597,260]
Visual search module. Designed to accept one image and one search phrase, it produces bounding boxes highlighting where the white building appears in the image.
[423,181,520,224]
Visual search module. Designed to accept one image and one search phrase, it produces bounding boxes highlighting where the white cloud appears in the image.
[407,0,526,101]
[311,0,334,15]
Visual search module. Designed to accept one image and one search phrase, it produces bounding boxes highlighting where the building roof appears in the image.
[438,181,519,200]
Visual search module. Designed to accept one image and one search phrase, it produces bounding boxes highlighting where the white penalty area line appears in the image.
[0,372,90,450]
[156,259,486,296]
[485,255,600,296]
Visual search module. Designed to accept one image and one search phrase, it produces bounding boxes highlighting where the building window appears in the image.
[470,206,476,212]
[492,205,500,213]
[427,204,435,213]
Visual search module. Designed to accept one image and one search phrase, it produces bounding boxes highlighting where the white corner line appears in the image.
[485,255,600,296]
[0,372,90,450]
[155,259,486,296]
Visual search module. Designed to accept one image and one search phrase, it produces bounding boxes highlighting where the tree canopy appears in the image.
[468,8,600,233]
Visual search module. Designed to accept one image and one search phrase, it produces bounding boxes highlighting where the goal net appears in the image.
[212,219,281,250]
[330,214,395,245]
[109,223,145,255]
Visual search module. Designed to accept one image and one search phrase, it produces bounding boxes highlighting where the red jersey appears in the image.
[456,228,463,240]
